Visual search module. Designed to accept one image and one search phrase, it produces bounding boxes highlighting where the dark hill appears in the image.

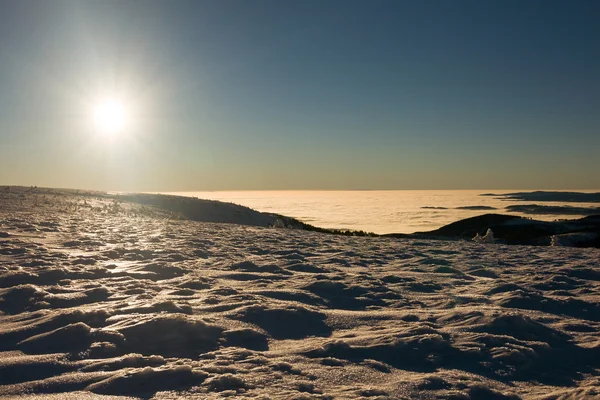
[485,191,600,203]
[385,213,600,248]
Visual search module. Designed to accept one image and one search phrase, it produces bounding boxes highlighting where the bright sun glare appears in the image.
[92,98,129,135]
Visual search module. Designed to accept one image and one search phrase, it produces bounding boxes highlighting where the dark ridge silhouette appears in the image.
[383,213,600,248]
[405,214,522,238]
[456,205,497,210]
[483,191,600,203]
[505,204,600,215]
[117,193,277,226]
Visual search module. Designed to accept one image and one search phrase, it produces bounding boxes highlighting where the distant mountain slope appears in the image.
[116,193,374,236]
[387,213,600,248]
[117,193,279,227]
[416,214,523,238]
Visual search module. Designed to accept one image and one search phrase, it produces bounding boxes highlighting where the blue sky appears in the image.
[0,0,598,190]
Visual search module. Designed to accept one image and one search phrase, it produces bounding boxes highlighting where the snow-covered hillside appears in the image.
[1,188,599,399]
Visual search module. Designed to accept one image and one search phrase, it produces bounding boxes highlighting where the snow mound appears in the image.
[106,314,224,357]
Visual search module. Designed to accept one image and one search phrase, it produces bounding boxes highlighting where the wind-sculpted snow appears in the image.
[1,188,600,399]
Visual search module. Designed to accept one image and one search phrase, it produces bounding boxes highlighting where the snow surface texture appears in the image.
[1,188,600,399]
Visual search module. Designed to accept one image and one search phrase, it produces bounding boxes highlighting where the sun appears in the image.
[92,98,129,135]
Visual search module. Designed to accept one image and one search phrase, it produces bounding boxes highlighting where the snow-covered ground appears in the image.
[1,188,599,399]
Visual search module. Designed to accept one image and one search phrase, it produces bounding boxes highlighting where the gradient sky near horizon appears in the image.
[0,0,599,191]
